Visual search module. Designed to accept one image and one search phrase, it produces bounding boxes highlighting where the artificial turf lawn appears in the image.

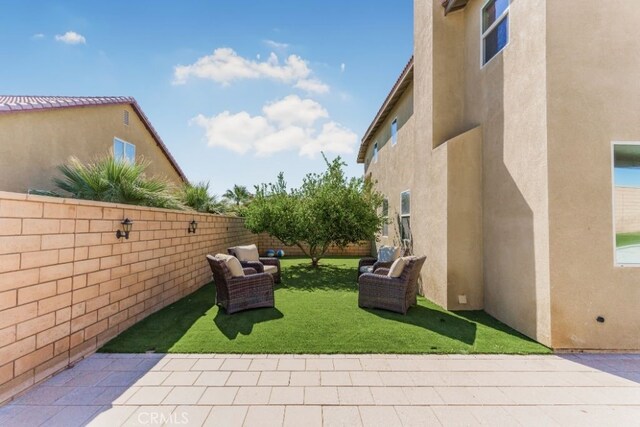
[100,257,550,354]
[616,232,640,247]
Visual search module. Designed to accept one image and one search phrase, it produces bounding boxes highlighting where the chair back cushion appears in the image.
[388,256,407,278]
[233,244,260,262]
[377,245,399,263]
[215,253,245,277]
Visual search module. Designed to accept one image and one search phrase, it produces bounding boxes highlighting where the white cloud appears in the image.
[299,122,357,158]
[173,47,329,94]
[192,95,357,158]
[294,78,330,94]
[54,31,86,45]
[190,111,271,154]
[263,39,289,50]
[31,33,45,40]
[262,95,328,128]
[340,63,346,72]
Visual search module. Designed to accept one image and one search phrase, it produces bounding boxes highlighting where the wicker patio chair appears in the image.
[357,246,402,280]
[206,255,275,314]
[228,245,282,284]
[358,255,426,315]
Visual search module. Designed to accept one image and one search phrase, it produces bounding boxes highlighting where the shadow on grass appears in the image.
[282,263,356,292]
[100,285,214,353]
[364,305,477,346]
[214,307,284,340]
[453,310,543,344]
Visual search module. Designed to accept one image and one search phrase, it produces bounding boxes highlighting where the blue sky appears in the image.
[0,0,413,196]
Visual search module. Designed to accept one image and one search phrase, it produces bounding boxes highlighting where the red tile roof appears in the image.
[0,95,188,182]
[357,56,414,164]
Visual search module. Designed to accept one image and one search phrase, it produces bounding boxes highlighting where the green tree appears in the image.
[223,184,252,207]
[54,153,182,209]
[245,155,384,267]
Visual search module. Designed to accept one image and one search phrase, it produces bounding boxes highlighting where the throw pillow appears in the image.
[215,253,245,277]
[234,244,260,262]
[388,257,407,278]
[378,245,398,263]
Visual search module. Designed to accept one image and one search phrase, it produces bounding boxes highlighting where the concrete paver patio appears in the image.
[0,353,639,426]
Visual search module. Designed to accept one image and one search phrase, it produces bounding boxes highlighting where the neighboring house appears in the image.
[360,0,640,351]
[0,96,187,193]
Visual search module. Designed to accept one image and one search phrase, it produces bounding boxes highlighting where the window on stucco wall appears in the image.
[482,0,509,66]
[400,191,411,242]
[114,138,136,163]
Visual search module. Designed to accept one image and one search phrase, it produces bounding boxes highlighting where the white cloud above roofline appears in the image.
[173,47,330,94]
[191,95,356,158]
[54,31,86,45]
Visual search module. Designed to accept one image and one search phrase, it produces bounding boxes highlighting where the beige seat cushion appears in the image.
[388,257,407,278]
[233,244,260,262]
[263,265,278,275]
[215,253,245,277]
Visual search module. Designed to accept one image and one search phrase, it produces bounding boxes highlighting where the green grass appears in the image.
[616,232,640,247]
[100,257,550,354]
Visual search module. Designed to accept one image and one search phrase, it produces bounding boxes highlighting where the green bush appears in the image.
[245,155,384,267]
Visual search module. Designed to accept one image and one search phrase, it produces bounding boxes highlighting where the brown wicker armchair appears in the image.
[357,246,402,280]
[206,255,275,314]
[358,255,426,315]
[228,246,282,284]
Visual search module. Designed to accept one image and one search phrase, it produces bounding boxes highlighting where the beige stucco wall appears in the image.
[364,83,416,256]
[0,104,184,194]
[445,127,483,310]
[459,0,552,346]
[546,0,640,350]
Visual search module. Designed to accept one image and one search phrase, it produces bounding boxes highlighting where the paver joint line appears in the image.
[1,353,639,426]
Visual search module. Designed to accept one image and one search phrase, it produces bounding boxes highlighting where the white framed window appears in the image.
[374,142,378,163]
[481,0,510,66]
[400,190,411,242]
[113,138,135,163]
[612,142,640,266]
[382,198,389,237]
[391,118,398,146]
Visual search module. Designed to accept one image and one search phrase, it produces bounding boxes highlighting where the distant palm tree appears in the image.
[223,184,252,206]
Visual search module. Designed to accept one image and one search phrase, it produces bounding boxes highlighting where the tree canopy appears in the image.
[245,155,384,267]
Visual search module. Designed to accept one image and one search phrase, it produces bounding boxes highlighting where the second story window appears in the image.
[114,138,136,163]
[374,142,378,163]
[482,0,509,66]
[391,118,398,145]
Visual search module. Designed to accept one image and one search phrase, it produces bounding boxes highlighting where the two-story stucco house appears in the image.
[360,0,640,351]
[0,96,187,193]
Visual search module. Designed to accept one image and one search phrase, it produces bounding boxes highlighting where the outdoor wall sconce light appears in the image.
[188,220,198,234]
[116,218,133,240]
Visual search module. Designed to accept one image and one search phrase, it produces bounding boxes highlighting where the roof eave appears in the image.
[357,56,414,164]
[442,0,470,15]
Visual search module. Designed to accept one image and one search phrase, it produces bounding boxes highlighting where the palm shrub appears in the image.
[180,181,229,214]
[54,154,183,209]
[223,184,252,206]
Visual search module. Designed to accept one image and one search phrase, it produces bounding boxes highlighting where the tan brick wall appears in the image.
[256,234,372,257]
[0,191,257,403]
